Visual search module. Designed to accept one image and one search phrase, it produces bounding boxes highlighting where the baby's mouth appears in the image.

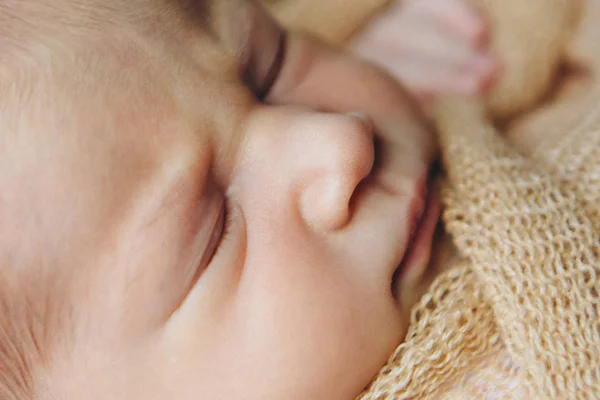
[391,175,441,299]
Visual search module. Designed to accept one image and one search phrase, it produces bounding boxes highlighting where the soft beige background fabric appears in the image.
[262,0,600,398]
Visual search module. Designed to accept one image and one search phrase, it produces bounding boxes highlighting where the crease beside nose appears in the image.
[299,112,375,232]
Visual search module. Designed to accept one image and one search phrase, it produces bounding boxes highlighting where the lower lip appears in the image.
[394,186,441,281]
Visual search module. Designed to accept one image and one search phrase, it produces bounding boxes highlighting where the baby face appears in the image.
[0,0,438,398]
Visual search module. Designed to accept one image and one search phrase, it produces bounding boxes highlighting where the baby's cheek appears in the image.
[221,251,402,398]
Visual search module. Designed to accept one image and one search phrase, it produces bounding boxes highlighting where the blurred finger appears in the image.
[413,0,489,47]
[383,54,497,96]
[375,16,485,67]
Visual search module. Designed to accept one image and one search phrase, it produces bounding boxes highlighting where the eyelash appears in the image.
[256,30,287,101]
[211,198,234,260]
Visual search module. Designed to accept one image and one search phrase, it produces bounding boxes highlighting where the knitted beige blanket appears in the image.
[263,0,600,398]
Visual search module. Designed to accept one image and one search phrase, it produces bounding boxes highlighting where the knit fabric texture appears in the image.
[264,0,600,398]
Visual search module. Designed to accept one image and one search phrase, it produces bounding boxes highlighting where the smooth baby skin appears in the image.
[0,0,437,398]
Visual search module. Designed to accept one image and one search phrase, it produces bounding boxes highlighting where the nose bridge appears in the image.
[317,113,373,181]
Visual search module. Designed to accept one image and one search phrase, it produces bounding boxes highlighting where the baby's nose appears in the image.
[298,112,375,232]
